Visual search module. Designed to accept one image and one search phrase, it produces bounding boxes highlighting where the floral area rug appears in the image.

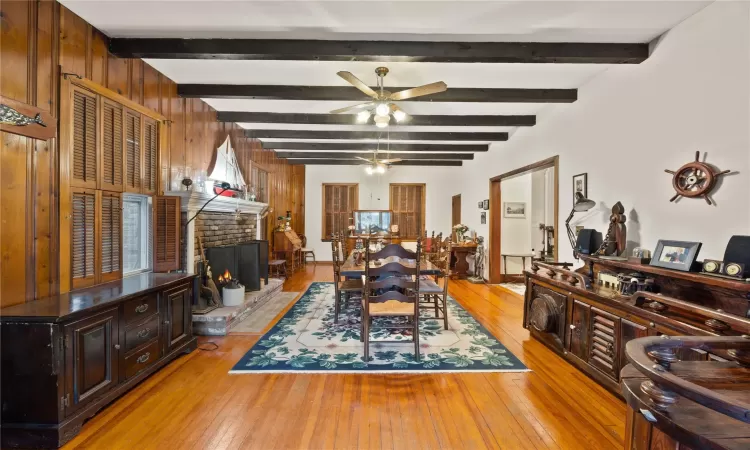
[230,282,528,374]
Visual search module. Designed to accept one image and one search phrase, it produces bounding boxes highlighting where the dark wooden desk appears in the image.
[340,252,440,278]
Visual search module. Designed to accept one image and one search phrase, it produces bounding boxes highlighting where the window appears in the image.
[389,183,425,240]
[322,183,358,240]
[251,165,269,203]
[123,194,152,275]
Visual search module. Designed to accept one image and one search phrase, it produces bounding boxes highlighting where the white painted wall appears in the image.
[500,173,533,274]
[459,1,750,278]
[304,165,459,261]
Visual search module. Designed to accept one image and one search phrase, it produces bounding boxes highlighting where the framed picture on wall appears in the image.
[482,199,489,210]
[573,173,588,202]
[503,202,526,218]
[478,201,483,208]
[480,211,486,224]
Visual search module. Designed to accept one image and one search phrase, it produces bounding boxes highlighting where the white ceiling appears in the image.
[61,1,709,42]
[60,0,711,157]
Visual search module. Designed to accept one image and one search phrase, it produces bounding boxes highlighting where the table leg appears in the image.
[503,256,508,275]
[455,250,470,279]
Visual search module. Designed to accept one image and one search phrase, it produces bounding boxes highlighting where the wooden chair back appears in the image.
[364,238,421,308]
[331,237,343,280]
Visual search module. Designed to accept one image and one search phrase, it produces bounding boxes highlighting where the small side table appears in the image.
[501,253,535,278]
[450,243,478,279]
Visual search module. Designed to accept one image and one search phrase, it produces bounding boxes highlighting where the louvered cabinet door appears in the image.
[142,118,159,195]
[100,100,124,192]
[153,196,181,272]
[588,307,621,380]
[71,189,98,289]
[100,192,122,282]
[70,87,98,189]
[125,110,143,193]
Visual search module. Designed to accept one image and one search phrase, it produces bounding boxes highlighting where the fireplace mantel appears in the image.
[164,190,268,215]
[164,190,268,274]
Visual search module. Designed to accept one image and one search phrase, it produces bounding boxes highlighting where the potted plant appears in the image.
[453,223,469,242]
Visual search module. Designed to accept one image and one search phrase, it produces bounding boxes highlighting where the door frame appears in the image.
[488,156,559,284]
[451,194,461,241]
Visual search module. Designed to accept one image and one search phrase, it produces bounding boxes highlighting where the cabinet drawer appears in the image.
[124,314,160,353]
[124,340,160,379]
[123,293,158,324]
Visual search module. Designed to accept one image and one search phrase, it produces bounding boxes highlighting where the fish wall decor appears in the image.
[0,104,47,127]
[0,95,56,140]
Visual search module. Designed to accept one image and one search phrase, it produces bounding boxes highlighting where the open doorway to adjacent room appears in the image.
[489,156,559,285]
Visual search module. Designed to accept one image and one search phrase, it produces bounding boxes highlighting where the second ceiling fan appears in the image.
[331,67,447,127]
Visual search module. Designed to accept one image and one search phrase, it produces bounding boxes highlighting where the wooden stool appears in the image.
[269,259,288,278]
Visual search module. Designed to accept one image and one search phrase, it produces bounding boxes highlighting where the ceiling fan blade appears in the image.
[380,158,402,164]
[388,81,447,101]
[355,156,373,162]
[337,71,379,99]
[329,102,374,114]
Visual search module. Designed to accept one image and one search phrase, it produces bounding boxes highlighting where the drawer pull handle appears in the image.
[705,319,730,332]
[137,352,151,364]
[137,328,151,339]
[135,304,149,313]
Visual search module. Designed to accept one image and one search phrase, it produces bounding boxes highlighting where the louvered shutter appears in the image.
[101,100,123,191]
[72,190,97,288]
[322,184,358,239]
[153,196,181,272]
[125,111,142,192]
[143,118,158,194]
[390,184,424,239]
[100,193,122,281]
[71,89,98,188]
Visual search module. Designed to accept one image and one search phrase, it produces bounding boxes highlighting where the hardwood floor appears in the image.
[63,266,626,450]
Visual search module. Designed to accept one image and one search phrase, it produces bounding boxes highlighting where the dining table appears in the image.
[340,250,441,278]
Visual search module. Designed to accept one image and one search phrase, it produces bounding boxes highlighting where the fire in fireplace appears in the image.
[205,242,269,292]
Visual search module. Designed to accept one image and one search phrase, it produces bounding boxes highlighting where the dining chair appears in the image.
[299,234,316,266]
[331,236,362,324]
[419,237,451,330]
[361,239,422,362]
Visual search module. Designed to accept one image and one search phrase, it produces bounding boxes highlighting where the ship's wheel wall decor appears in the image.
[665,151,730,205]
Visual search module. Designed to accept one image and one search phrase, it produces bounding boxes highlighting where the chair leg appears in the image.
[334,291,340,324]
[414,313,420,362]
[442,294,449,330]
[433,294,439,317]
[363,310,370,362]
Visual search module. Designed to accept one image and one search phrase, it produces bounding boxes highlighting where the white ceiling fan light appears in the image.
[374,115,390,128]
[375,103,390,117]
[356,110,371,123]
[376,164,386,174]
[364,165,374,175]
[392,109,407,122]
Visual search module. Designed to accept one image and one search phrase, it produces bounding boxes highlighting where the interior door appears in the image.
[164,284,192,354]
[451,194,461,240]
[63,308,120,416]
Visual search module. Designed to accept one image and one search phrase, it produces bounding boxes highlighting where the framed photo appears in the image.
[478,201,483,208]
[649,240,702,272]
[482,199,489,210]
[503,202,526,218]
[573,173,588,202]
[480,211,486,224]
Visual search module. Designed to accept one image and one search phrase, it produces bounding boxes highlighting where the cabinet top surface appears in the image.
[0,273,195,322]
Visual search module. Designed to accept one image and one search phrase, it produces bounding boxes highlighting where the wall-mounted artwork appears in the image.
[573,173,588,203]
[503,202,526,218]
[480,211,486,224]
[478,201,483,208]
[482,199,489,210]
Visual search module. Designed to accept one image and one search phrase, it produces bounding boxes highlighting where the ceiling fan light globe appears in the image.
[356,111,371,123]
[376,164,386,174]
[392,109,407,122]
[375,121,388,128]
[365,166,374,175]
[375,103,390,117]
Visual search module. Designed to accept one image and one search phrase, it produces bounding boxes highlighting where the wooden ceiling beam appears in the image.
[110,39,648,64]
[284,159,463,166]
[219,112,535,127]
[275,152,474,160]
[179,84,577,103]
[244,129,508,141]
[262,142,486,152]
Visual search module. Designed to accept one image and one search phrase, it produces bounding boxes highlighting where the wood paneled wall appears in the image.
[0,1,304,307]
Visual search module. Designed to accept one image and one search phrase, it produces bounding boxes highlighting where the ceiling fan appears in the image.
[355,139,402,175]
[331,67,447,128]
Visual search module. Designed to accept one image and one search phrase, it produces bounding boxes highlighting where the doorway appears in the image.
[488,156,559,284]
[451,194,461,241]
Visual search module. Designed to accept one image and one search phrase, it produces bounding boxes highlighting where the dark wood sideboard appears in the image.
[523,256,750,396]
[0,273,197,448]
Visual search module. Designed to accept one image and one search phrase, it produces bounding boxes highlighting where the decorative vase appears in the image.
[457,231,464,243]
